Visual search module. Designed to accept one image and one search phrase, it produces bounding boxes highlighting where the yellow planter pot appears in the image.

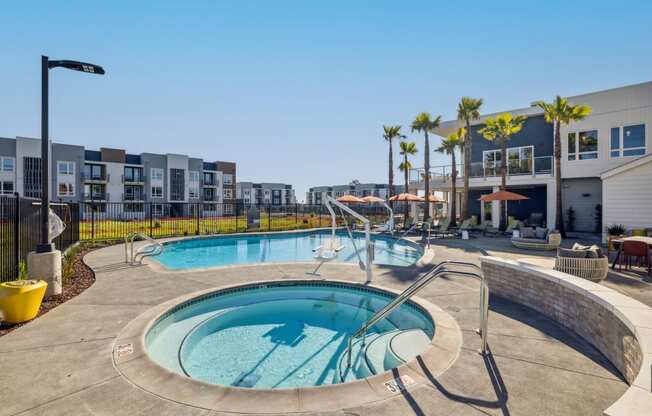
[0,280,48,324]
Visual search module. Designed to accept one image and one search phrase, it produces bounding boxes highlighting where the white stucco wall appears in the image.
[602,157,652,241]
[562,81,652,179]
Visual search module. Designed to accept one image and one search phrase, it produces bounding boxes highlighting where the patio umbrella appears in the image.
[478,190,529,202]
[388,193,422,202]
[361,195,385,203]
[337,194,365,203]
[420,194,446,203]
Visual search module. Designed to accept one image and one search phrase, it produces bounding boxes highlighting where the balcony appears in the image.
[409,156,554,186]
[83,192,109,201]
[202,180,218,187]
[122,193,146,202]
[122,174,146,184]
[82,172,109,183]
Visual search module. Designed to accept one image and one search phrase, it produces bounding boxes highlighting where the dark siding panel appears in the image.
[470,115,553,163]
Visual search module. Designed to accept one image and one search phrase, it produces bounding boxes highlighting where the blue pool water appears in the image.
[146,282,434,389]
[154,230,422,270]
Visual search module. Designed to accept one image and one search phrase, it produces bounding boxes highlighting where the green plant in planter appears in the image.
[17,261,28,280]
[606,224,626,236]
[566,206,576,232]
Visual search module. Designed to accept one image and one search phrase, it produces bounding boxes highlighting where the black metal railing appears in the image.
[0,195,80,282]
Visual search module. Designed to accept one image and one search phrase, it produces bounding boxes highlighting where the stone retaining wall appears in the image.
[481,256,652,416]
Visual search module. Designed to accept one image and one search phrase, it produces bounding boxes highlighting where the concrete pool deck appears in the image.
[0,236,638,415]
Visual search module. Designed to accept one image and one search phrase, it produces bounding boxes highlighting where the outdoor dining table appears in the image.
[610,236,652,269]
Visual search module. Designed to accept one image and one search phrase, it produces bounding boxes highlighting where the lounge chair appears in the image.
[431,218,454,238]
[483,222,501,237]
[504,218,521,235]
[418,218,435,235]
[512,227,561,250]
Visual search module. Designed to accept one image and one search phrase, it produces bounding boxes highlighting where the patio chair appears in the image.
[618,240,651,275]
[431,217,453,238]
[483,221,501,237]
[504,218,521,235]
[554,245,608,282]
[418,218,435,235]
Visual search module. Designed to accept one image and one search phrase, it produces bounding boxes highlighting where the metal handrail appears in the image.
[345,260,489,368]
[124,232,164,265]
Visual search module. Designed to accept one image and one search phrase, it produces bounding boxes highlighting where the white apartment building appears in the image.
[236,182,296,205]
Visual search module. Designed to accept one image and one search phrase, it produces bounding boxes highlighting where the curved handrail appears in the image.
[124,232,164,265]
[345,260,489,369]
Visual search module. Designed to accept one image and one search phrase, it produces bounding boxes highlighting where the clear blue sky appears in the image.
[2,1,651,201]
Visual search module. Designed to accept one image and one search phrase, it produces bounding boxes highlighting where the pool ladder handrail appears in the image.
[345,260,489,369]
[124,232,164,265]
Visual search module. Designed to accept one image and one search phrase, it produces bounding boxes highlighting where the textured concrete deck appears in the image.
[0,236,631,415]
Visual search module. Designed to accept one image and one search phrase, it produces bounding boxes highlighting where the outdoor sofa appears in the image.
[511,227,561,250]
[554,243,609,282]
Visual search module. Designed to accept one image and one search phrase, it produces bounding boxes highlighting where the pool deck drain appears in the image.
[0,237,629,415]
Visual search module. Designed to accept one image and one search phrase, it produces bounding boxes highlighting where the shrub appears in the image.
[606,224,626,236]
[17,261,28,280]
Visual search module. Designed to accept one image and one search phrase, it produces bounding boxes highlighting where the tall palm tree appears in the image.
[534,96,592,237]
[399,140,418,225]
[479,113,527,231]
[436,128,464,227]
[457,97,483,221]
[411,112,441,221]
[382,125,403,199]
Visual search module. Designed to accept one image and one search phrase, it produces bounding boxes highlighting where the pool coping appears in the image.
[139,228,433,274]
[112,278,462,413]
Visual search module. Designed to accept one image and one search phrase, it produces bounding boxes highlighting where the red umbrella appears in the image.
[337,194,365,203]
[479,190,529,202]
[388,193,422,202]
[361,195,385,203]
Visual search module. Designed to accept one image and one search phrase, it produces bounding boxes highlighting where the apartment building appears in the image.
[411,80,651,234]
[305,183,404,205]
[236,182,296,205]
[0,136,237,218]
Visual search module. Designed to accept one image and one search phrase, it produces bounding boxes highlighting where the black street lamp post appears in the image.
[37,56,105,253]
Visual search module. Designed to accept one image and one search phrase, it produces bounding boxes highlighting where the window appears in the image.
[151,186,163,198]
[224,204,233,215]
[124,166,143,182]
[24,156,42,198]
[124,203,144,213]
[189,187,200,199]
[611,124,646,158]
[189,171,200,182]
[151,168,164,181]
[223,174,233,185]
[84,164,105,180]
[568,130,598,160]
[58,161,75,175]
[1,181,14,195]
[170,168,185,201]
[483,150,502,176]
[58,183,75,197]
[152,204,164,216]
[203,172,215,185]
[2,157,15,172]
[224,188,233,199]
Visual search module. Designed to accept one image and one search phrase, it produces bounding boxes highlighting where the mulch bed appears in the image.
[0,241,113,337]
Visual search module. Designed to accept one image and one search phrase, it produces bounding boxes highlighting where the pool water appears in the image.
[146,283,434,389]
[153,230,422,270]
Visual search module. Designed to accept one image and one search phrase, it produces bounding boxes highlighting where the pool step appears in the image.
[339,329,431,382]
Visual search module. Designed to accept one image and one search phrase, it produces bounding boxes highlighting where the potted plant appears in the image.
[606,224,627,252]
[0,261,48,324]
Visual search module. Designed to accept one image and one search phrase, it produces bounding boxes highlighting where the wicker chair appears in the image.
[554,256,609,282]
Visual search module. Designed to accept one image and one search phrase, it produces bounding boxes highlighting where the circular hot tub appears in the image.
[145,281,435,389]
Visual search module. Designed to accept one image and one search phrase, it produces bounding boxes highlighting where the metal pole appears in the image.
[37,56,53,253]
[13,192,20,276]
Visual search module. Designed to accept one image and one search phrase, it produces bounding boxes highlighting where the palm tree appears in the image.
[436,128,464,227]
[399,140,418,225]
[411,112,441,221]
[534,96,592,237]
[382,125,403,199]
[479,113,527,231]
[457,97,483,221]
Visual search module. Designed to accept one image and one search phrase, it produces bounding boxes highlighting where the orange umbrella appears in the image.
[388,193,422,202]
[361,195,385,203]
[420,194,446,203]
[479,190,529,202]
[337,194,365,203]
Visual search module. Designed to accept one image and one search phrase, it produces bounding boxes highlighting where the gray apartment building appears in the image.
[236,182,296,205]
[0,136,237,219]
[305,182,404,205]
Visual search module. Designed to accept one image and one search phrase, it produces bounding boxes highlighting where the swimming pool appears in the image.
[145,281,435,389]
[153,230,422,270]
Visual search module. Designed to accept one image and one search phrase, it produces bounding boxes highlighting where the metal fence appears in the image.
[0,195,80,282]
[77,202,392,241]
[0,199,395,282]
